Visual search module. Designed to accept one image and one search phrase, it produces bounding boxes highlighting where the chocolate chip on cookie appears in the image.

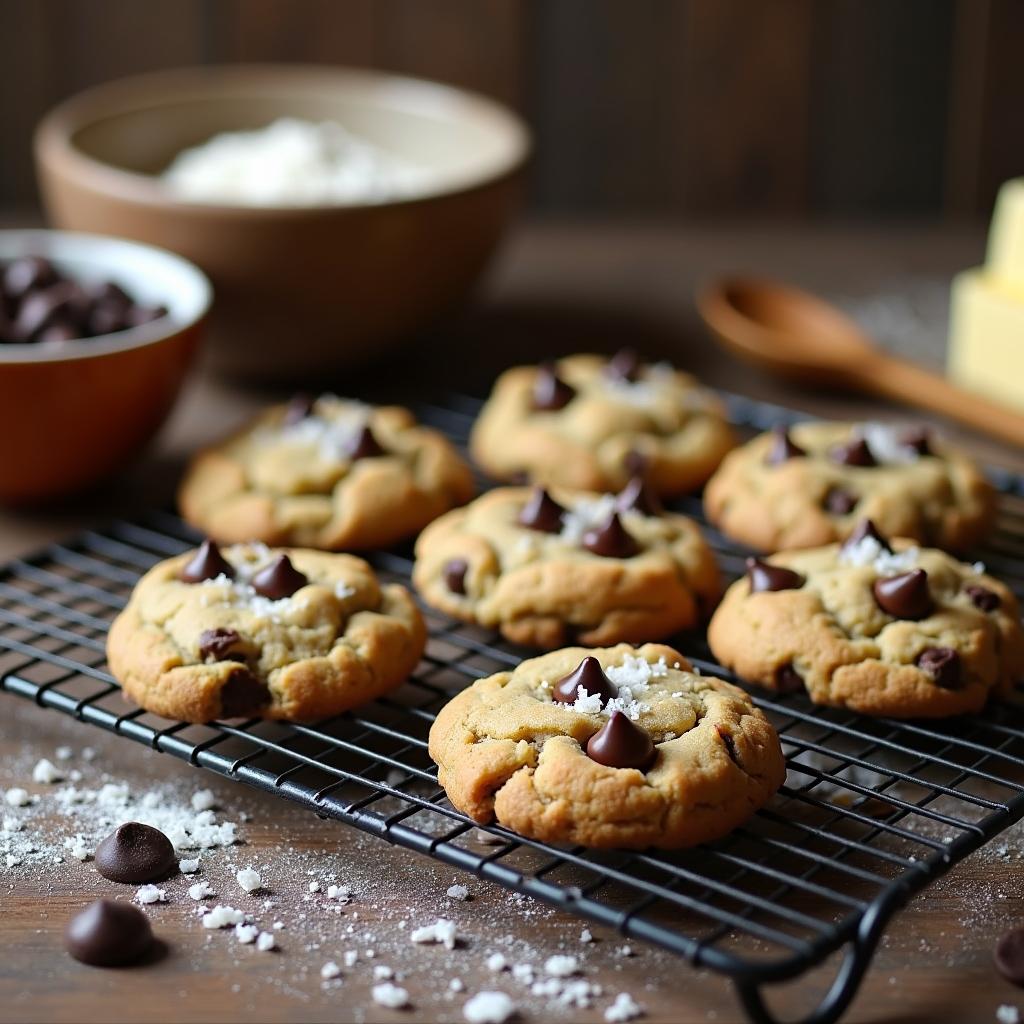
[966,583,1001,611]
[346,424,385,460]
[823,485,858,515]
[252,554,308,599]
[219,668,271,718]
[873,569,932,619]
[582,512,638,558]
[283,393,315,425]
[179,539,234,584]
[764,425,805,465]
[746,558,804,593]
[830,437,876,467]
[917,647,961,689]
[443,558,469,595]
[775,663,804,693]
[518,487,565,533]
[843,518,892,553]
[552,656,618,705]
[899,426,932,456]
[617,476,662,516]
[532,362,576,411]
[586,710,656,770]
[198,627,245,662]
[605,348,641,383]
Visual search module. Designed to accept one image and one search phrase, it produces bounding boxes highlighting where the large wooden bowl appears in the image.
[35,65,530,378]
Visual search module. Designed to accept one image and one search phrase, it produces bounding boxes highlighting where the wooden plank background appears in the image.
[1,0,1022,219]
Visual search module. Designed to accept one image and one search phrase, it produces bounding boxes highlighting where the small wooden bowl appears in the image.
[35,65,530,378]
[0,230,210,503]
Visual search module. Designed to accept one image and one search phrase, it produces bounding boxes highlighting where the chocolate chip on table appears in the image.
[219,668,271,718]
[616,476,662,516]
[582,512,639,558]
[517,487,565,533]
[94,823,177,884]
[251,554,308,599]
[764,425,805,465]
[829,437,876,467]
[283,393,316,426]
[346,424,385,460]
[443,558,469,595]
[65,899,154,967]
[994,927,1024,986]
[532,362,575,411]
[179,539,234,584]
[916,647,962,689]
[843,518,892,553]
[775,663,804,693]
[605,348,642,382]
[873,569,933,619]
[198,627,245,662]
[586,711,656,771]
[552,656,618,706]
[965,584,1001,612]
[746,557,805,593]
[823,485,858,515]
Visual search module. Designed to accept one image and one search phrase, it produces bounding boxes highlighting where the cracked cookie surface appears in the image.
[107,543,426,723]
[707,526,1024,718]
[429,643,785,849]
[469,353,735,494]
[704,420,995,552]
[413,485,721,648]
[178,395,475,551]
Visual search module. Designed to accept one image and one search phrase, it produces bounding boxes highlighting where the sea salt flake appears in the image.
[853,422,920,465]
[32,759,63,784]
[327,883,351,902]
[4,789,29,808]
[202,905,246,929]
[486,953,508,972]
[2,817,22,832]
[559,495,619,545]
[997,1007,1020,1024]
[343,950,359,967]
[256,931,275,952]
[373,965,394,980]
[136,885,167,905]
[372,983,410,1009]
[411,918,458,949]
[191,789,216,812]
[447,883,470,901]
[605,992,644,1022]
[55,746,73,761]
[449,978,465,992]
[463,991,516,1024]
[545,954,580,977]
[320,961,341,980]
[580,928,594,943]
[309,881,320,893]
[179,858,200,874]
[63,835,90,861]
[189,881,213,901]
[236,867,262,893]
[235,924,259,944]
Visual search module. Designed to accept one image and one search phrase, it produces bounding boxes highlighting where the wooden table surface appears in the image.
[2,221,1023,1024]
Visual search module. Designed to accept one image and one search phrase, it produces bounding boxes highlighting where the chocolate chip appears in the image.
[94,822,176,884]
[86,303,128,337]
[179,540,234,584]
[517,487,565,533]
[764,425,805,466]
[823,486,858,515]
[532,363,575,411]
[616,476,662,516]
[552,656,618,706]
[14,281,89,340]
[283,393,315,425]
[899,426,932,456]
[4,256,57,298]
[843,518,892,553]
[916,647,962,689]
[966,584,1001,612]
[251,554,308,599]
[715,725,740,766]
[605,348,641,382]
[586,711,656,771]
[443,558,469,595]
[198,627,244,662]
[873,569,932,619]
[65,899,154,967]
[346,424,385,460]
[775,663,804,693]
[746,557,805,593]
[89,280,132,309]
[37,320,79,345]
[994,927,1024,986]
[219,669,270,718]
[622,450,648,476]
[582,512,639,558]
[123,304,168,328]
[829,437,876,467]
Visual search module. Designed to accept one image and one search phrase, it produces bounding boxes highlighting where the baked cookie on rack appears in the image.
[704,420,994,552]
[469,351,735,494]
[413,481,720,648]
[178,395,474,551]
[428,643,785,849]
[107,540,426,723]
[707,520,1024,718]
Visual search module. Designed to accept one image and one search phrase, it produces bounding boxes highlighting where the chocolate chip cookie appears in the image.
[469,352,735,494]
[178,395,475,551]
[107,540,426,722]
[428,643,785,849]
[707,520,1024,717]
[704,421,995,552]
[413,482,720,648]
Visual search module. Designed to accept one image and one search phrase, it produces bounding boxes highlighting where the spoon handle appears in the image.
[854,353,1024,448]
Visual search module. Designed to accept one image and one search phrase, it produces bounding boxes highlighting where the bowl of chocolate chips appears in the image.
[0,229,211,503]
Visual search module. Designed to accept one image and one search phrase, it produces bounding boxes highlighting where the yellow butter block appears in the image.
[948,267,1024,412]
[989,178,1024,289]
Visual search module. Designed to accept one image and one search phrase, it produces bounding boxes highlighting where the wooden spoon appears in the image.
[697,276,1024,448]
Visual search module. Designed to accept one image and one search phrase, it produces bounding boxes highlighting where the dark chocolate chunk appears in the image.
[829,437,876,467]
[89,280,132,309]
[86,303,128,337]
[219,669,271,718]
[283,393,315,426]
[552,656,618,706]
[517,487,565,533]
[616,476,662,516]
[198,627,244,662]
[622,449,648,477]
[764,425,805,465]
[843,518,892,553]
[37,320,79,345]
[966,584,1000,612]
[94,822,177,884]
[443,558,469,595]
[251,554,308,599]
[582,512,639,558]
[532,362,575,411]
[605,348,641,382]
[65,899,154,967]
[775,663,804,693]
[586,711,656,771]
[14,281,89,340]
[916,647,961,690]
[823,486,858,515]
[746,557,805,593]
[4,256,57,298]
[179,540,234,584]
[124,304,168,328]
[994,927,1024,986]
[345,424,385,460]
[715,725,740,766]
[873,569,932,619]
[898,426,932,456]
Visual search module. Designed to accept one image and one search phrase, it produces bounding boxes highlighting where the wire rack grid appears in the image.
[3,391,1024,1024]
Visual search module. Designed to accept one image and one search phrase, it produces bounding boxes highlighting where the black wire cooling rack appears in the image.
[3,391,1024,1024]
